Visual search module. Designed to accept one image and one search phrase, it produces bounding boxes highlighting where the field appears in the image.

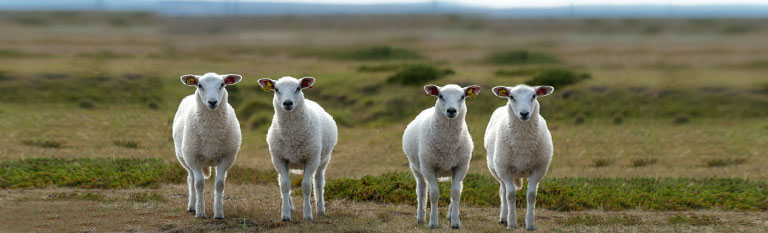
[0,12,767,232]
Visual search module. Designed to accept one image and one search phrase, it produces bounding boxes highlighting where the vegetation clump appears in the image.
[386,64,453,86]
[705,158,746,167]
[631,158,658,167]
[21,139,63,148]
[484,50,559,65]
[525,68,591,89]
[336,46,423,60]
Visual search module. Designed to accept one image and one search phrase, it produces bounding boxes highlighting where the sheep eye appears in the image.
[532,94,536,100]
[198,84,203,90]
[295,87,301,92]
[274,88,280,94]
[220,83,225,89]
[460,95,465,100]
[438,95,443,99]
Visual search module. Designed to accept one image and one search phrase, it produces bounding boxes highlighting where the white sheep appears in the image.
[402,84,481,229]
[172,73,243,219]
[257,76,338,222]
[484,84,554,230]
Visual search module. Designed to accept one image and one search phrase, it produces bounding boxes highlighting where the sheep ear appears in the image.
[181,75,198,86]
[299,77,315,89]
[424,85,439,96]
[535,86,554,96]
[258,78,275,90]
[464,85,481,99]
[223,74,242,85]
[492,86,510,98]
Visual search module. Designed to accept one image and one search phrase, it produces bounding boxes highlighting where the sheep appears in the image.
[402,84,481,229]
[172,73,243,219]
[257,76,338,222]
[484,84,554,230]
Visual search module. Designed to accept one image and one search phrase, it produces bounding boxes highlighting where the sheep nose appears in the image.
[208,100,217,106]
[520,112,529,118]
[283,101,293,107]
[447,108,457,114]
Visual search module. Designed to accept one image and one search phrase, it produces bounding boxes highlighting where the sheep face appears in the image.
[424,84,481,119]
[181,73,242,110]
[258,76,315,112]
[492,85,554,121]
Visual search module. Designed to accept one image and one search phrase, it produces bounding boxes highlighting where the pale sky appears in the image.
[229,0,768,8]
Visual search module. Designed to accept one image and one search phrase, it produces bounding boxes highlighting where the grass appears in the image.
[386,64,453,86]
[325,172,768,211]
[525,68,592,89]
[593,158,614,167]
[356,64,402,72]
[113,139,139,149]
[21,139,64,148]
[704,158,747,167]
[631,158,658,167]
[560,214,643,226]
[334,46,423,60]
[667,213,722,226]
[484,50,559,65]
[128,192,167,202]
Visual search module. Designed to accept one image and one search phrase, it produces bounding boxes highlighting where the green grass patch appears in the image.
[386,64,453,86]
[667,214,722,226]
[356,64,402,73]
[334,46,423,60]
[325,172,768,211]
[21,139,64,148]
[525,68,591,89]
[484,50,559,65]
[494,68,540,77]
[704,158,747,167]
[46,191,108,202]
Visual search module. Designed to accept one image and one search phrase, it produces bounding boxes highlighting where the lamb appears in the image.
[402,84,481,229]
[257,76,338,222]
[172,72,243,219]
[484,84,555,230]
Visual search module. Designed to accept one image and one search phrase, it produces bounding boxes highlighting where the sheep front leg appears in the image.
[448,164,468,229]
[422,169,440,229]
[302,160,319,221]
[498,181,508,225]
[502,175,518,229]
[186,171,196,213]
[525,168,546,231]
[273,158,292,221]
[190,164,207,218]
[213,157,235,219]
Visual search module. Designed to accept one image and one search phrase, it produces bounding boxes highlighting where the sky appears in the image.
[227,0,768,8]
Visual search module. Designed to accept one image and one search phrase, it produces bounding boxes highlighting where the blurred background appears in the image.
[1,0,767,231]
[0,0,766,179]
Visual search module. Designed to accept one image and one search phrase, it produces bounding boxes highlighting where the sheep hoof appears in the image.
[417,219,424,225]
[499,220,507,225]
[304,216,313,222]
[507,223,518,229]
[429,223,438,229]
[526,226,536,231]
[195,215,206,219]
[214,215,224,220]
[451,224,460,229]
[187,208,195,213]
[281,217,290,222]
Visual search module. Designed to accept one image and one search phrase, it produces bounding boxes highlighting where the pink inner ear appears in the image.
[301,79,313,88]
[536,87,548,95]
[259,80,272,88]
[495,87,508,96]
[225,77,235,84]
[427,87,439,95]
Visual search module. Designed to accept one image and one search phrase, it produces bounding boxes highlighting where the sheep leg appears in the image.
[314,160,329,216]
[190,163,207,218]
[525,169,546,231]
[423,169,440,229]
[273,158,292,221]
[502,174,518,229]
[302,160,319,221]
[498,181,508,225]
[213,157,235,219]
[187,172,196,213]
[411,169,427,225]
[449,164,468,229]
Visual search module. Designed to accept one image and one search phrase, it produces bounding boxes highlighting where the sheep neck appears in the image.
[274,99,310,131]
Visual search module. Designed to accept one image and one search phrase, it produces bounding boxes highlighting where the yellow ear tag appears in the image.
[261,82,273,92]
[467,89,478,99]
[186,77,196,85]
[499,89,507,96]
